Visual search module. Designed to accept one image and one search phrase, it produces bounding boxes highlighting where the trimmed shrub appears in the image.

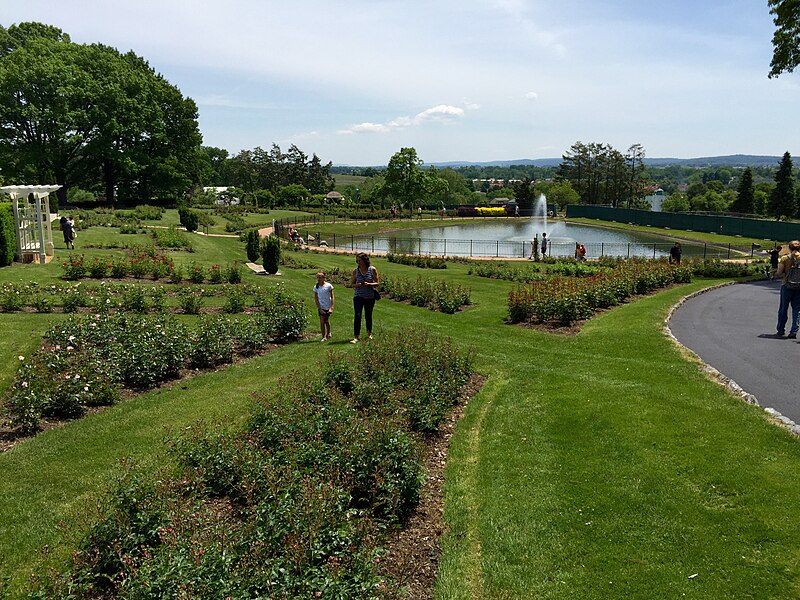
[245,229,261,262]
[261,234,281,274]
[177,207,199,232]
[0,202,14,267]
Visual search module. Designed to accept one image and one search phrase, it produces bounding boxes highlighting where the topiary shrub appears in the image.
[261,234,280,274]
[0,202,15,267]
[245,229,261,262]
[177,207,199,232]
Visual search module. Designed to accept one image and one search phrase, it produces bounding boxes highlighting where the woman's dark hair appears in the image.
[356,252,370,267]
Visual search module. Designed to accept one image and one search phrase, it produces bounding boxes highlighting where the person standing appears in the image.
[541,232,548,257]
[63,216,76,249]
[669,242,682,265]
[767,245,782,280]
[774,240,800,339]
[351,252,379,343]
[313,271,334,341]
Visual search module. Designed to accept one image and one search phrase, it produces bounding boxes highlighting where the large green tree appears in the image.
[379,147,448,209]
[731,167,755,213]
[557,141,647,207]
[768,0,800,77]
[381,147,425,208]
[768,152,796,220]
[0,22,203,205]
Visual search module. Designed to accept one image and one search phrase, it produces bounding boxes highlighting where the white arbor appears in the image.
[0,185,60,264]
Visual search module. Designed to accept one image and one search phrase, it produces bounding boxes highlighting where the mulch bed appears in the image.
[379,373,486,598]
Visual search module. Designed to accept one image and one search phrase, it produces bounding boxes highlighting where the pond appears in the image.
[331,219,732,259]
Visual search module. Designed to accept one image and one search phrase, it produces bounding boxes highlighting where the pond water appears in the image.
[340,219,728,259]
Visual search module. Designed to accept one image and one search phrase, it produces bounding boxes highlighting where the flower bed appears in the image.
[508,261,692,325]
[386,253,447,269]
[468,259,601,283]
[326,268,471,314]
[31,332,473,598]
[0,281,267,315]
[60,249,242,284]
[4,285,307,434]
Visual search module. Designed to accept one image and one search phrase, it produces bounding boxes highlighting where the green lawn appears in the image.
[567,216,774,250]
[1,223,800,598]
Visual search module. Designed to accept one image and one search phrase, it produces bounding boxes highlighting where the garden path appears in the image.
[670,278,800,426]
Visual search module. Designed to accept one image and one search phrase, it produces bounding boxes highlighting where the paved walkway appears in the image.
[669,279,800,423]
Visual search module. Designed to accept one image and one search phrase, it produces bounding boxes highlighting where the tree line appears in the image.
[0,22,335,209]
[0,22,205,207]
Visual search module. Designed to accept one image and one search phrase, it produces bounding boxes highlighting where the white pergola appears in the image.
[0,185,60,264]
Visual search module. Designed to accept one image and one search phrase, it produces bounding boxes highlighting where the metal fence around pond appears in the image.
[288,233,733,259]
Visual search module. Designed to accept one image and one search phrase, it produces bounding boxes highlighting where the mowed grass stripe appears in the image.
[437,281,800,599]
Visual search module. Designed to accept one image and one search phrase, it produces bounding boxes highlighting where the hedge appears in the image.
[0,202,16,267]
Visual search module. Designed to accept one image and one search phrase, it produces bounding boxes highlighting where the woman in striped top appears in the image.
[350,252,380,343]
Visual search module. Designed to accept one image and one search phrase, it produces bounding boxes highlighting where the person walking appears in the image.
[313,271,334,341]
[350,252,379,343]
[773,240,800,339]
[669,241,682,265]
[62,216,76,249]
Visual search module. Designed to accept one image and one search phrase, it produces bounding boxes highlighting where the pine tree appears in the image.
[261,235,281,275]
[732,167,755,214]
[768,152,797,220]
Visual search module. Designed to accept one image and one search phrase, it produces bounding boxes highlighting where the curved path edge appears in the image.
[664,282,800,437]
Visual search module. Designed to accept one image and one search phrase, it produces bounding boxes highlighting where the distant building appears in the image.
[202,187,240,205]
[645,188,666,211]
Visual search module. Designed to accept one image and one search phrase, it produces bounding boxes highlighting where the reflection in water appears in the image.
[349,219,725,259]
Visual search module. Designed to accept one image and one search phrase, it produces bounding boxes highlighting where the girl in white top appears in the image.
[313,271,335,341]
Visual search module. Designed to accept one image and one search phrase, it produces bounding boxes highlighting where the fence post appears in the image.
[653,244,656,259]
[601,242,604,257]
[444,239,447,256]
[372,236,374,252]
[728,243,731,259]
[333,233,336,248]
[351,235,354,251]
[627,243,630,259]
[496,240,499,257]
[470,239,473,257]
[703,243,707,259]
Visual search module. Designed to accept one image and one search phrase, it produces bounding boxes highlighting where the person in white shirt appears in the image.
[313,271,335,341]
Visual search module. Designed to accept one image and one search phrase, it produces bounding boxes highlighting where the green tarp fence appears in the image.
[565,205,800,241]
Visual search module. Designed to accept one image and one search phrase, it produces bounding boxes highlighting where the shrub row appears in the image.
[0,282,276,315]
[685,258,764,278]
[32,332,473,598]
[468,259,601,282]
[380,275,471,314]
[5,286,307,433]
[508,261,692,325]
[61,252,242,284]
[151,228,194,251]
[326,268,471,314]
[386,252,447,269]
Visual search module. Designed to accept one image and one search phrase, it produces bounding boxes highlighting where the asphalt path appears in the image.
[669,279,800,423]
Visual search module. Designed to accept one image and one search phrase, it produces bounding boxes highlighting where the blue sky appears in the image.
[5,0,799,165]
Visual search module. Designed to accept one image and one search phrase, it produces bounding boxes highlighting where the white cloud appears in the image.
[524,91,539,101]
[339,104,466,135]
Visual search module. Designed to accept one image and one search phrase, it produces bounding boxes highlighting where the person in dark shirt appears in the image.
[669,242,682,265]
[767,245,782,280]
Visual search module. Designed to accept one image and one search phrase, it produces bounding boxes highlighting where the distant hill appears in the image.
[642,155,781,167]
[426,155,783,169]
[334,154,785,170]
